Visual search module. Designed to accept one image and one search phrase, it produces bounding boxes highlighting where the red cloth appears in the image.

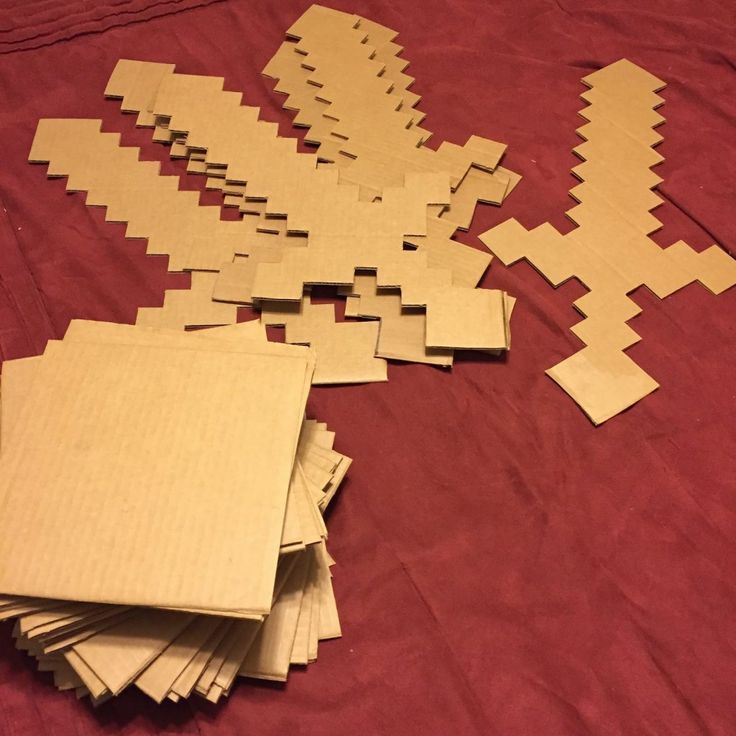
[1,1,735,733]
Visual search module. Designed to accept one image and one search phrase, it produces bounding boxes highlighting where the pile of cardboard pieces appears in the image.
[28,4,520,387]
[0,319,350,704]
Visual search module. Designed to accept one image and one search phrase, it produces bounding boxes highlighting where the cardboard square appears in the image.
[425,288,507,350]
[546,345,659,425]
[0,340,310,615]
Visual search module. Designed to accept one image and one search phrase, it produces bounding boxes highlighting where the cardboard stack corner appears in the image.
[27,3,520,391]
[0,319,350,704]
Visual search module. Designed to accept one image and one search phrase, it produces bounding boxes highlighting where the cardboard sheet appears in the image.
[0,339,311,614]
[136,271,238,329]
[29,119,261,272]
[262,299,388,384]
[480,59,736,423]
[0,320,350,704]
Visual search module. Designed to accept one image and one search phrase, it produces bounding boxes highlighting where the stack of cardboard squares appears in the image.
[0,319,350,704]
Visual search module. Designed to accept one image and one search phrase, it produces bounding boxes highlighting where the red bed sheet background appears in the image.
[0,1,735,734]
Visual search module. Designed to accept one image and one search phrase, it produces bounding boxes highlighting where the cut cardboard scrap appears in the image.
[261,298,387,384]
[136,271,238,329]
[0,318,351,704]
[480,58,736,423]
[29,119,264,272]
[442,166,522,231]
[213,245,292,306]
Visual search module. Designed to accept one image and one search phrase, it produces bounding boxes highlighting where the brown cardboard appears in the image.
[262,299,387,384]
[18,606,101,639]
[64,650,108,699]
[136,271,238,329]
[18,603,94,636]
[0,355,40,451]
[135,616,222,703]
[106,62,510,353]
[239,551,310,682]
[3,319,323,556]
[425,286,508,350]
[26,606,119,641]
[1,7,545,699]
[105,58,175,127]
[29,119,261,272]
[281,467,309,550]
[315,542,341,640]
[0,601,61,621]
[42,107,499,356]
[306,560,321,662]
[0,339,311,615]
[41,610,138,654]
[201,319,267,341]
[193,553,299,695]
[546,345,659,425]
[51,660,85,692]
[441,166,522,231]
[320,456,352,512]
[212,245,293,306]
[299,463,330,538]
[403,215,493,288]
[210,620,261,694]
[290,548,317,665]
[344,274,453,366]
[136,502,340,700]
[0,325,349,702]
[169,619,233,699]
[193,623,244,695]
[289,465,326,547]
[72,610,195,695]
[480,59,736,423]
[356,16,424,123]
[57,320,316,479]
[38,40,520,387]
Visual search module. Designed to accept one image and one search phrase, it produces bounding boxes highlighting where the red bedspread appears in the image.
[0,1,734,734]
